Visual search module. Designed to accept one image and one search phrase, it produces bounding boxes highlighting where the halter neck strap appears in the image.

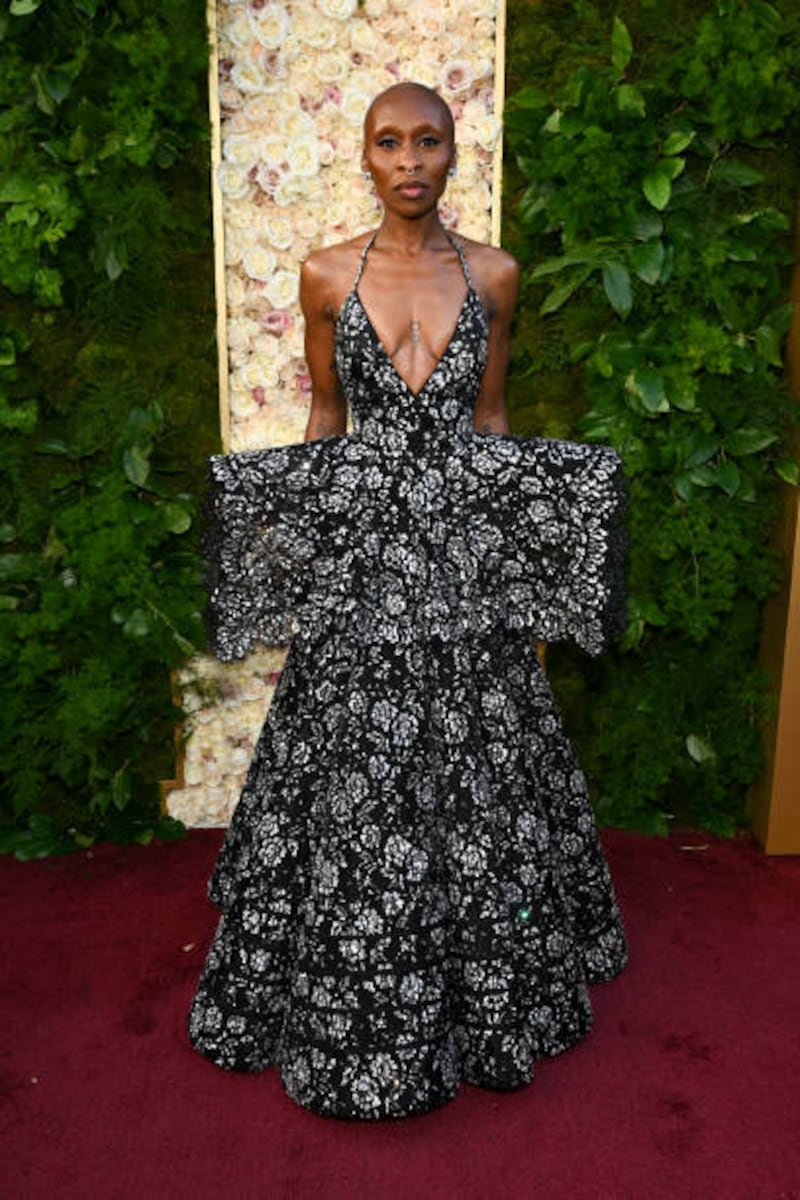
[352,230,474,292]
[352,232,378,290]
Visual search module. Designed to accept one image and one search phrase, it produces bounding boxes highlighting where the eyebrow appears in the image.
[370,120,445,137]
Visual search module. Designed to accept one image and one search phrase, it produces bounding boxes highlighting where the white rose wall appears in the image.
[166,0,507,827]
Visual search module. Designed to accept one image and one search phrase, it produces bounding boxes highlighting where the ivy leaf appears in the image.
[716,460,740,497]
[0,337,17,366]
[643,170,671,211]
[631,239,665,285]
[611,16,633,76]
[686,734,717,765]
[724,428,778,456]
[627,367,668,412]
[512,86,549,110]
[775,457,800,485]
[602,262,632,318]
[689,465,718,488]
[161,503,192,534]
[616,85,645,118]
[683,433,721,469]
[10,0,42,12]
[539,267,593,314]
[712,160,765,188]
[674,472,696,504]
[662,131,695,156]
[123,445,151,487]
[754,304,793,367]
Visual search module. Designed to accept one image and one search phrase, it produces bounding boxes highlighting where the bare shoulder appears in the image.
[455,236,519,314]
[301,229,377,316]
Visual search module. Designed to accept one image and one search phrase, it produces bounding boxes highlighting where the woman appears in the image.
[189,82,628,1120]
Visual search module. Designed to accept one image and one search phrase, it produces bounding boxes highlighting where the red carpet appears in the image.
[2,829,799,1199]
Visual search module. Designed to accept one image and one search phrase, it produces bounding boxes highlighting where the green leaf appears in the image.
[689,465,718,488]
[539,267,593,314]
[10,0,42,13]
[122,444,151,487]
[0,336,17,366]
[662,131,695,156]
[683,433,721,469]
[161,503,192,534]
[512,86,549,110]
[724,428,778,456]
[775,457,800,485]
[712,160,765,188]
[611,16,633,75]
[716,459,740,497]
[643,170,671,211]
[616,85,645,118]
[123,608,150,638]
[602,262,632,319]
[530,252,596,280]
[627,367,668,413]
[631,239,665,285]
[674,472,696,504]
[686,734,717,765]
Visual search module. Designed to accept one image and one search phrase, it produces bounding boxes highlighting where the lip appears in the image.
[395,182,428,197]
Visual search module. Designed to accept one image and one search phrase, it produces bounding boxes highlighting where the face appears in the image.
[362,85,455,215]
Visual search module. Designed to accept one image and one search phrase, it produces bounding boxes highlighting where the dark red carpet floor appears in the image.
[2,828,799,1200]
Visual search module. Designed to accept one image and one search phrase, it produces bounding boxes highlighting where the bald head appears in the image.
[364,83,455,148]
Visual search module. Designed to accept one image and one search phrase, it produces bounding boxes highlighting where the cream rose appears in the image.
[319,0,358,17]
[255,214,295,250]
[349,23,380,57]
[242,242,277,282]
[292,9,338,48]
[231,60,265,94]
[264,269,299,309]
[248,4,290,49]
[217,161,251,200]
[222,130,259,165]
[285,136,320,177]
[222,8,255,49]
[313,50,351,84]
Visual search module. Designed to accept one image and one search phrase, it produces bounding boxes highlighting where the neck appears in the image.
[374,211,450,256]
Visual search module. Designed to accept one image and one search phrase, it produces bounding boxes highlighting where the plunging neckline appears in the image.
[352,287,473,400]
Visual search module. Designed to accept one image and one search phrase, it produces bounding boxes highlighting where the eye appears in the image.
[419,135,441,148]
[376,136,398,149]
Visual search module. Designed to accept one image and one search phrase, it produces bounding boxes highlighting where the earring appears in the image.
[448,163,457,178]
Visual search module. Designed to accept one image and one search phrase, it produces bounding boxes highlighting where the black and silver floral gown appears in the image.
[188,233,628,1119]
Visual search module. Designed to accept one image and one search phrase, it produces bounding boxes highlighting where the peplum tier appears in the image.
[203,430,626,662]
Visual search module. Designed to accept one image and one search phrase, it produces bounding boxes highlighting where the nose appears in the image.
[398,140,421,174]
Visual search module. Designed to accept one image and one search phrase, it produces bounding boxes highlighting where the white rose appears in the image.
[217,161,250,200]
[364,0,388,14]
[319,0,357,16]
[274,173,322,205]
[259,135,286,166]
[227,317,258,355]
[226,272,247,312]
[222,130,258,166]
[349,23,379,56]
[255,214,294,250]
[242,242,277,282]
[280,108,317,139]
[248,4,290,49]
[295,211,320,239]
[223,226,242,266]
[264,269,299,309]
[286,136,320,177]
[222,8,255,48]
[441,60,475,95]
[474,113,501,152]
[340,83,373,128]
[224,198,253,230]
[313,50,351,84]
[231,60,266,94]
[235,356,281,391]
[292,9,337,48]
[242,93,276,124]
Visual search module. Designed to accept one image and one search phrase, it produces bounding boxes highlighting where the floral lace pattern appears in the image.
[189,235,628,1118]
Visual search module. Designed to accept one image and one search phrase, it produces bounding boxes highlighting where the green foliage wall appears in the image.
[504,0,800,832]
[0,0,217,857]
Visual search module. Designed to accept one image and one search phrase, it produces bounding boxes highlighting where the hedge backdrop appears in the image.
[1,0,798,857]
